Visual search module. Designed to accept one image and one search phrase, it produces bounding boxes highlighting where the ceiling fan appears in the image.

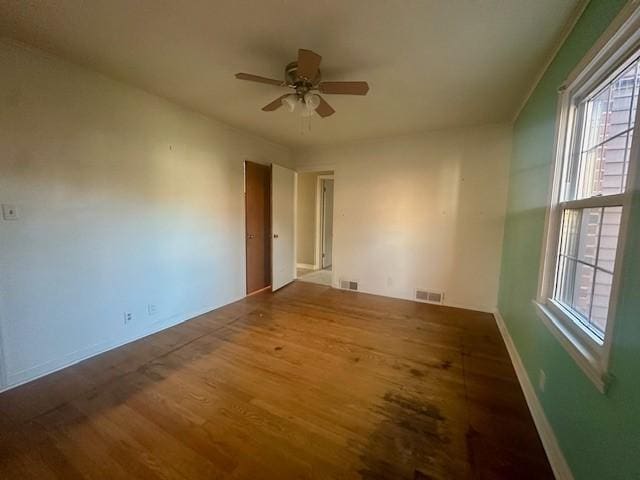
[235,48,370,118]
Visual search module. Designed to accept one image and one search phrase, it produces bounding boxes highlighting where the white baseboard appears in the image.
[0,321,7,389]
[443,300,494,314]
[0,298,242,394]
[494,310,574,480]
[296,263,316,270]
[334,283,494,314]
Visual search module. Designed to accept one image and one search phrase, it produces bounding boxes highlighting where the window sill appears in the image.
[532,300,610,393]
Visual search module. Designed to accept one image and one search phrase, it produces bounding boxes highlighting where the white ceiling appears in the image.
[0,0,581,148]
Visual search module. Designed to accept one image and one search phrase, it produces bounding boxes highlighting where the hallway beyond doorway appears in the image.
[296,266,332,286]
[295,170,334,286]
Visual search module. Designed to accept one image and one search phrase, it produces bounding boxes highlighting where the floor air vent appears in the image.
[340,280,358,291]
[416,289,443,304]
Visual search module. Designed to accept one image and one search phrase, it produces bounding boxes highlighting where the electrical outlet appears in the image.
[147,304,158,316]
[2,204,18,220]
[124,312,133,324]
[538,369,547,392]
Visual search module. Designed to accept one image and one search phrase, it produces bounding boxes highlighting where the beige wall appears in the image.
[0,38,511,389]
[295,171,331,266]
[295,124,512,312]
[296,172,318,266]
[0,40,291,389]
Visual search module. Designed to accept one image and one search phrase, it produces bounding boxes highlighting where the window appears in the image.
[554,57,638,340]
[537,6,640,392]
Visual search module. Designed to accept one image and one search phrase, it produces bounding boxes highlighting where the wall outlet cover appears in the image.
[2,204,18,220]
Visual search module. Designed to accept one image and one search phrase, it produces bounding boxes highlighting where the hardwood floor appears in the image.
[0,282,553,479]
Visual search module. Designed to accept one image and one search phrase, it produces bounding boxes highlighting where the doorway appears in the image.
[245,161,271,295]
[295,171,334,286]
[320,177,334,269]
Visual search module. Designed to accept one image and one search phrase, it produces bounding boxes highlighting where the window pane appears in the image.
[553,206,621,338]
[558,208,579,258]
[572,263,594,319]
[629,63,639,128]
[575,147,601,199]
[608,64,636,135]
[602,133,629,195]
[570,56,640,200]
[577,208,602,264]
[591,270,613,335]
[557,208,602,264]
[576,131,629,198]
[597,206,622,271]
[582,87,610,150]
[555,255,576,308]
[601,134,629,195]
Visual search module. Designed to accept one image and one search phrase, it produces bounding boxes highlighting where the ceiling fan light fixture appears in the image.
[236,48,369,119]
[282,94,298,112]
[304,93,320,111]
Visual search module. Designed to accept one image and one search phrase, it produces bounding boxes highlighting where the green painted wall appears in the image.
[498,0,640,478]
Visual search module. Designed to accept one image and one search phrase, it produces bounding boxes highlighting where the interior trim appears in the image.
[0,299,241,394]
[512,0,590,121]
[0,316,7,389]
[494,309,575,480]
[533,301,608,393]
[296,263,317,270]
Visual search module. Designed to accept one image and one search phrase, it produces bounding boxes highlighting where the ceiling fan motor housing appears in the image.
[285,61,321,97]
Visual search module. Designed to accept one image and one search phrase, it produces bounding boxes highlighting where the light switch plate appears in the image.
[2,204,18,220]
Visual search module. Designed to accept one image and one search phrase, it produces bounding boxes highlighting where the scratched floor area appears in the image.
[0,281,553,479]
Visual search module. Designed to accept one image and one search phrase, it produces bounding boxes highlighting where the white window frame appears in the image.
[536,2,640,393]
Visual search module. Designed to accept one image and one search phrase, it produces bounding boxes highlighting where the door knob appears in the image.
[248,234,255,239]
[273,234,279,238]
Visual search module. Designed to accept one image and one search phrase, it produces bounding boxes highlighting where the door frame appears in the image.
[244,160,272,296]
[314,174,335,272]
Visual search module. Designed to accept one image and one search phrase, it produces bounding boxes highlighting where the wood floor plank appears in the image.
[0,281,553,479]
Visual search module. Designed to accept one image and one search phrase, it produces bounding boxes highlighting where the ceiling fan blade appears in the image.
[262,94,289,111]
[315,95,335,118]
[297,49,322,81]
[319,81,370,95]
[235,73,284,86]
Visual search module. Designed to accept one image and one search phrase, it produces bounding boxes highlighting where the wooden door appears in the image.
[245,161,271,294]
